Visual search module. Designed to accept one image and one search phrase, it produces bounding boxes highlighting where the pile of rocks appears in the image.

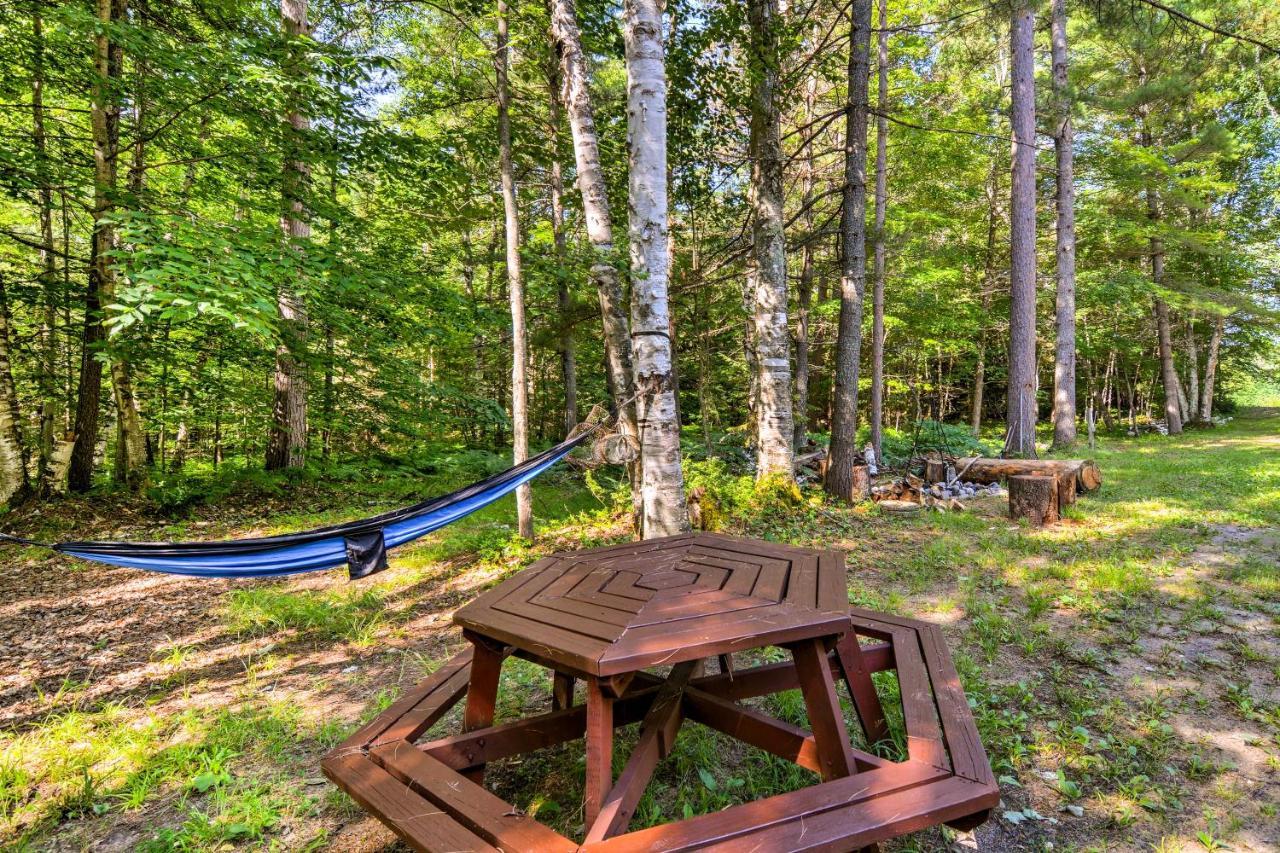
[930,480,1004,500]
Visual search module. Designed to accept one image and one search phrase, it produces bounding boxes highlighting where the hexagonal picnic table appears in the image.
[323,533,999,851]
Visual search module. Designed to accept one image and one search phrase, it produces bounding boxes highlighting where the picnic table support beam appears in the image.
[833,633,891,747]
[584,677,615,826]
[585,662,696,843]
[787,637,857,780]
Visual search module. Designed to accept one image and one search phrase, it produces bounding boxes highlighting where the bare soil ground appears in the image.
[1,411,1277,851]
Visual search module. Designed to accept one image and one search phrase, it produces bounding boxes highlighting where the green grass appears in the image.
[4,409,1279,850]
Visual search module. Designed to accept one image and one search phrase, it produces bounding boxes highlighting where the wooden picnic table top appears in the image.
[453,532,851,677]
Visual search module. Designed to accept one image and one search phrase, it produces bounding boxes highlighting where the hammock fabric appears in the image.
[41,431,593,581]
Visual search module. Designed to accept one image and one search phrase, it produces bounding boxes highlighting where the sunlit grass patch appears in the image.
[224,586,388,644]
[0,697,328,847]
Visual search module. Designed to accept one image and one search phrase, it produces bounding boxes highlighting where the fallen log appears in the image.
[953,457,1101,493]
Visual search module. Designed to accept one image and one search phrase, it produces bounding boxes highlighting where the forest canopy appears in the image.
[0,0,1276,515]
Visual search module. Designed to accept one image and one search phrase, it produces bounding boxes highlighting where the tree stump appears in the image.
[849,463,871,502]
[1056,474,1076,511]
[1009,474,1058,526]
[925,459,948,484]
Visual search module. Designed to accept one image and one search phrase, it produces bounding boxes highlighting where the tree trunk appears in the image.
[267,0,311,470]
[623,0,689,537]
[497,0,533,540]
[793,71,817,451]
[1200,314,1223,421]
[550,0,642,519]
[0,272,30,504]
[747,0,795,481]
[31,7,61,489]
[547,49,577,437]
[1006,0,1038,457]
[869,0,889,462]
[824,0,872,503]
[1153,299,1183,434]
[1050,0,1076,450]
[1184,314,1199,421]
[69,0,130,493]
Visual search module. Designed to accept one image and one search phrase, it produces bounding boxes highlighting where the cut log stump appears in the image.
[1009,474,1058,526]
[849,463,871,502]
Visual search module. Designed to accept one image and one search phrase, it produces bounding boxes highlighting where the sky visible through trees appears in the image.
[0,0,1276,524]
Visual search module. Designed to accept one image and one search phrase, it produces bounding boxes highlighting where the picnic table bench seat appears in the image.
[322,606,998,852]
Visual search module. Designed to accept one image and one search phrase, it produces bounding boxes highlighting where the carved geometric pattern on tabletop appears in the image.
[322,532,1000,852]
[453,532,850,676]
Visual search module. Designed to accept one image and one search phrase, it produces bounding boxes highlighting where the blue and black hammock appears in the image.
[4,429,595,581]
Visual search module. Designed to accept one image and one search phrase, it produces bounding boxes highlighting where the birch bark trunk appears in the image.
[869,0,889,461]
[267,0,311,470]
[792,69,817,451]
[1006,0,1038,457]
[1050,0,1077,449]
[825,0,872,502]
[549,0,637,440]
[497,0,532,539]
[0,272,29,504]
[1200,314,1223,422]
[747,0,795,481]
[623,0,689,537]
[547,48,577,437]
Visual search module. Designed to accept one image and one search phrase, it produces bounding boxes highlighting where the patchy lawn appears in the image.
[1,411,1277,851]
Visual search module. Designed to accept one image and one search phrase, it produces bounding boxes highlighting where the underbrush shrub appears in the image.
[683,459,753,530]
[860,420,994,468]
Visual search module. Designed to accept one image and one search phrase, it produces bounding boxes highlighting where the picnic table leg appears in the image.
[787,637,856,781]
[584,677,615,826]
[552,671,575,711]
[461,632,505,784]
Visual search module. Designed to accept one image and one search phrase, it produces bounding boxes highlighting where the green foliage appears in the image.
[864,420,995,468]
[224,587,387,643]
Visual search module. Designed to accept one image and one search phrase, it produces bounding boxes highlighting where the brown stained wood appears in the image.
[1009,473,1059,526]
[834,632,890,747]
[584,678,614,826]
[461,633,505,783]
[321,752,498,853]
[599,603,848,676]
[816,551,848,614]
[422,688,660,770]
[334,539,998,853]
[683,687,887,774]
[453,532,848,677]
[916,624,996,786]
[880,623,948,769]
[580,760,948,852]
[683,687,821,772]
[787,638,855,780]
[552,670,575,711]
[374,664,472,747]
[369,742,576,852]
[334,647,473,752]
[585,662,696,843]
[669,776,999,853]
